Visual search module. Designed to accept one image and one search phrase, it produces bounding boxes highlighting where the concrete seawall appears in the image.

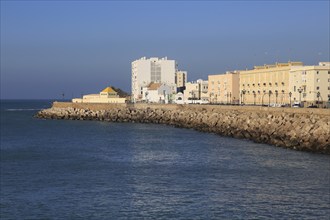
[36,102,330,154]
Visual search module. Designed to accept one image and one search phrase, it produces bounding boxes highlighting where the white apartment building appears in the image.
[131,57,177,102]
[289,62,330,107]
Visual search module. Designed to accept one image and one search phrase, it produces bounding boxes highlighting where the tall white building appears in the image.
[131,57,177,102]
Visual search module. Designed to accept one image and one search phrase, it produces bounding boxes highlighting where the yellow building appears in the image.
[208,71,240,104]
[72,87,126,103]
[239,62,303,105]
[175,71,187,88]
[183,79,209,104]
[289,62,330,107]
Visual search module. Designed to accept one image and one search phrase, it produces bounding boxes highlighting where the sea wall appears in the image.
[36,102,330,154]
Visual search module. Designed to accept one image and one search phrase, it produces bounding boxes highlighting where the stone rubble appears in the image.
[35,105,330,154]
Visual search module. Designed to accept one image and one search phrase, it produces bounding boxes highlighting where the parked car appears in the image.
[292,103,301,108]
[307,105,318,108]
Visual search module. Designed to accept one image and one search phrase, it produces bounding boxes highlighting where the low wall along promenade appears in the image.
[36,102,330,154]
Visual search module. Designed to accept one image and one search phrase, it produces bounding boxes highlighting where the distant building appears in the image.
[289,62,330,107]
[184,79,209,104]
[208,71,240,104]
[174,92,184,104]
[239,62,303,105]
[142,82,172,103]
[72,87,126,103]
[131,57,177,102]
[175,71,187,92]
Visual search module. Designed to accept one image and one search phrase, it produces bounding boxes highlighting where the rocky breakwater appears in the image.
[36,104,330,154]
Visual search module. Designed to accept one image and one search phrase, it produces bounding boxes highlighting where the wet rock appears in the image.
[35,104,330,154]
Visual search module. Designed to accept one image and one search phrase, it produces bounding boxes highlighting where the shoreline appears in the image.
[36,102,330,154]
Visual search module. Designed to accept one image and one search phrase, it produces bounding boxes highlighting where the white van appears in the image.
[292,102,301,108]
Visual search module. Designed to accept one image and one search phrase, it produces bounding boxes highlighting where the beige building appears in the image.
[208,71,240,104]
[175,71,187,88]
[289,62,330,107]
[72,87,126,103]
[183,79,209,104]
[239,62,303,105]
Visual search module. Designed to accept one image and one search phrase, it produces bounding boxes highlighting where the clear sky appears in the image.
[1,0,329,99]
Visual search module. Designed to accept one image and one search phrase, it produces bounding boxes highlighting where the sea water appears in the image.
[1,100,329,219]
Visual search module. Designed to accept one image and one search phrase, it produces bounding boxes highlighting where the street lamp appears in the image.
[229,92,232,105]
[145,91,149,103]
[289,92,292,107]
[275,90,278,105]
[189,91,193,104]
[309,91,323,107]
[262,91,266,106]
[268,90,272,106]
[241,89,246,105]
[297,87,303,104]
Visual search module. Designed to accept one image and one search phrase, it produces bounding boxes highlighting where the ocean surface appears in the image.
[1,100,329,219]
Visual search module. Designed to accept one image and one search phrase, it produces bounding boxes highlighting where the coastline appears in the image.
[36,102,330,154]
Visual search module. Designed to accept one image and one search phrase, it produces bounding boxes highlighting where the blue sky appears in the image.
[1,1,329,99]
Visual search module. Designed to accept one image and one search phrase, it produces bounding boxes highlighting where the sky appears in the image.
[1,0,329,99]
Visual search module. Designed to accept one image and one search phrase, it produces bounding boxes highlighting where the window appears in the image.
[316,79,320,83]
[316,71,319,74]
[316,86,320,90]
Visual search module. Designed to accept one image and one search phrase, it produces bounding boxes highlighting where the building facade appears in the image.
[289,62,330,107]
[131,57,177,102]
[208,71,240,104]
[183,79,209,104]
[72,87,126,103]
[175,71,187,90]
[141,82,172,103]
[239,62,303,105]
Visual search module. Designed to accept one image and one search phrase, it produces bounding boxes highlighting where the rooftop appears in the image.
[101,87,116,93]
